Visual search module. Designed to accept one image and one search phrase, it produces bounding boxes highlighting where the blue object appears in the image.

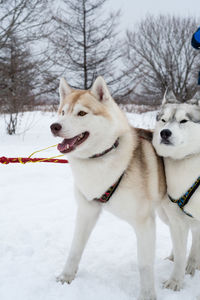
[198,71,200,85]
[168,175,200,218]
[191,27,200,49]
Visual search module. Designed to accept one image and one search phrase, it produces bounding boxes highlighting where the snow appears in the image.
[0,111,200,300]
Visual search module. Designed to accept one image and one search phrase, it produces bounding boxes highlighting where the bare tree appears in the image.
[0,0,49,48]
[0,34,36,134]
[124,15,200,104]
[0,0,55,133]
[48,0,122,93]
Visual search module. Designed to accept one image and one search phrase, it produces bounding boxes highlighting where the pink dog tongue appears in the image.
[57,136,78,152]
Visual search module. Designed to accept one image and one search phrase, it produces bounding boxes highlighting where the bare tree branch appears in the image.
[47,0,121,91]
[123,15,200,104]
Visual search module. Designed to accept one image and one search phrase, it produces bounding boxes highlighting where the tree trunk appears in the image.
[82,0,87,89]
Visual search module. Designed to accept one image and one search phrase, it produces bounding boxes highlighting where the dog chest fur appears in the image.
[52,76,167,299]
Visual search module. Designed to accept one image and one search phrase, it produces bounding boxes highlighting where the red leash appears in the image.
[0,145,68,165]
[0,157,68,164]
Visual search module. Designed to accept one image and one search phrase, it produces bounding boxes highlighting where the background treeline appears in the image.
[0,0,200,134]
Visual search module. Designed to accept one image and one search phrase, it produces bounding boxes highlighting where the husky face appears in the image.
[50,77,123,159]
[153,103,200,159]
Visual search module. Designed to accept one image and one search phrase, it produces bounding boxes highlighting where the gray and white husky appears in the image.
[153,91,200,291]
[50,76,166,300]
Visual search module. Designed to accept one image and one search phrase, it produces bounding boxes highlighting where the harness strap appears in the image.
[94,173,124,203]
[91,133,151,203]
[168,176,200,218]
[90,138,119,159]
[88,137,123,203]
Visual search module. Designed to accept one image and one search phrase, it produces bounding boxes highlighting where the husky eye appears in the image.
[161,119,166,123]
[180,119,188,124]
[62,110,65,116]
[77,111,87,117]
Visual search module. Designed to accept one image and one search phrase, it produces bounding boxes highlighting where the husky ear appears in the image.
[192,90,200,101]
[91,76,111,102]
[59,78,72,103]
[162,89,177,106]
[186,90,200,105]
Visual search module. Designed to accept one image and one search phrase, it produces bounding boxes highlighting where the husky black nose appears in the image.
[160,129,172,140]
[50,123,62,135]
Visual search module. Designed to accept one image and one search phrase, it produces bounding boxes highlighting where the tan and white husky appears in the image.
[50,76,166,300]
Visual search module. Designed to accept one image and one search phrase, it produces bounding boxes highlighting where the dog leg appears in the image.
[165,250,174,262]
[157,206,174,261]
[163,219,188,291]
[186,225,200,276]
[57,191,101,284]
[135,215,156,300]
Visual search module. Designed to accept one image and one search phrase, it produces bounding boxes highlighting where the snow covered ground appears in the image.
[0,111,200,300]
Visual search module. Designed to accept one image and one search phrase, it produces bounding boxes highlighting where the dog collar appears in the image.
[94,173,124,203]
[168,176,200,218]
[90,138,119,159]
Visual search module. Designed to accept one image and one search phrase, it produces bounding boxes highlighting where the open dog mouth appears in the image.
[161,139,172,145]
[57,132,89,153]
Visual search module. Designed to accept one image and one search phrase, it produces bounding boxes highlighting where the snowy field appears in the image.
[0,111,200,300]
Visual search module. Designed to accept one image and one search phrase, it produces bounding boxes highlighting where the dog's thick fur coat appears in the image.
[153,92,200,291]
[51,77,166,300]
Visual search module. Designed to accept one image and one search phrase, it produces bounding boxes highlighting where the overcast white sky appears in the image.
[109,0,200,30]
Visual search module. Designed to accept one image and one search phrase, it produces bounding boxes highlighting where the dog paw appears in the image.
[163,278,183,291]
[165,252,174,262]
[186,258,200,276]
[138,291,156,300]
[56,271,77,285]
[138,297,156,300]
